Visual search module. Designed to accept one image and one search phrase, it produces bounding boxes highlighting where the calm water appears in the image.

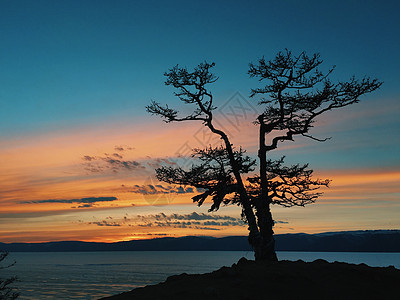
[4,251,400,300]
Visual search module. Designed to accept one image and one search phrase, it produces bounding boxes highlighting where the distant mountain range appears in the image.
[1,230,399,252]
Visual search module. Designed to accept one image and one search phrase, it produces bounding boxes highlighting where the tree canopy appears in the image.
[147,50,382,260]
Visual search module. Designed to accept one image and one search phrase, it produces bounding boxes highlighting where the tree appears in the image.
[147,50,382,261]
[0,252,19,300]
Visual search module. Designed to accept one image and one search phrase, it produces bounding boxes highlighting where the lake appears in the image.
[4,251,400,299]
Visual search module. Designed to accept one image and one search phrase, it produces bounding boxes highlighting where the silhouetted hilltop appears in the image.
[276,230,400,252]
[100,258,400,300]
[1,230,399,252]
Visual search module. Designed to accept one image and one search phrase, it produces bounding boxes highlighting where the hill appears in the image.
[1,230,399,252]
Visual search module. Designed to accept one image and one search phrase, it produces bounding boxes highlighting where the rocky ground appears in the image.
[101,258,400,300]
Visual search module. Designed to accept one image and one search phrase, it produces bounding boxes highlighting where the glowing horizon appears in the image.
[1,117,399,243]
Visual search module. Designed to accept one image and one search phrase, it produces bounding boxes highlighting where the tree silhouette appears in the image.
[147,50,382,261]
[0,252,19,299]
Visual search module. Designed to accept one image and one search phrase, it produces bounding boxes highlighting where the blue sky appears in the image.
[1,0,399,136]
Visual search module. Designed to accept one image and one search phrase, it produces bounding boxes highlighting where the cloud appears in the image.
[88,220,121,227]
[82,155,95,161]
[145,233,168,236]
[171,212,238,221]
[111,153,123,159]
[144,212,240,222]
[20,196,118,208]
[76,204,93,208]
[145,157,178,169]
[128,233,169,237]
[114,145,134,152]
[101,157,143,171]
[83,212,289,231]
[84,212,247,231]
[135,212,246,230]
[82,146,144,173]
[275,220,289,224]
[137,221,222,231]
[127,184,197,195]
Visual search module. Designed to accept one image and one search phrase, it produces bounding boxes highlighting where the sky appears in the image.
[0,0,399,243]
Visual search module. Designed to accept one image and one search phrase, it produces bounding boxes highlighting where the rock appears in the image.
[101,258,400,300]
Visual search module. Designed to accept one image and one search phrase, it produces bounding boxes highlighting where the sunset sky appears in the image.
[1,0,399,243]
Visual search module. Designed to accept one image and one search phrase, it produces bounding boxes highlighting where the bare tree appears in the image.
[147,62,261,249]
[248,50,382,259]
[147,51,382,261]
[0,252,19,300]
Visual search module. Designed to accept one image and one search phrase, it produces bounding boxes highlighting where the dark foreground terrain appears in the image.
[101,258,400,300]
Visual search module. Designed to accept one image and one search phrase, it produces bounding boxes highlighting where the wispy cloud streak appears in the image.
[20,196,118,208]
[85,212,247,231]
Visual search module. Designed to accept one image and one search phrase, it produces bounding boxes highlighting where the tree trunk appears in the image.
[205,118,262,250]
[222,136,261,248]
[255,116,278,261]
[254,201,278,261]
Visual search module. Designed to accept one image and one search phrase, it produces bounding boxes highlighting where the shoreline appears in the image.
[100,257,400,299]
